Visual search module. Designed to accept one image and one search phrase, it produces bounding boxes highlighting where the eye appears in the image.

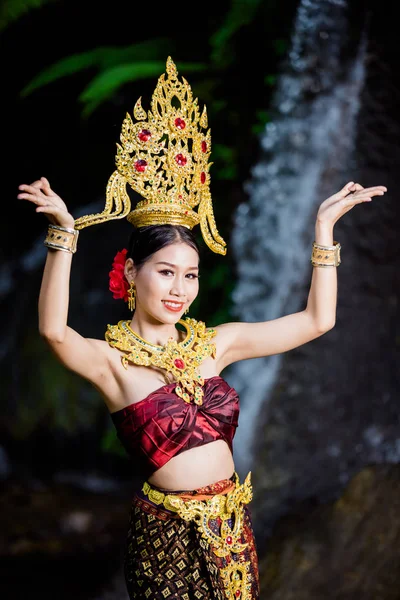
[159,269,173,276]
[186,273,199,279]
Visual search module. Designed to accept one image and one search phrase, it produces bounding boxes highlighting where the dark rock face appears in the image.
[254,8,397,526]
[0,476,132,599]
[247,1,400,590]
[259,464,400,600]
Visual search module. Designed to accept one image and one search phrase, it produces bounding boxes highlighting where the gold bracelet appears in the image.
[310,240,341,267]
[44,224,79,253]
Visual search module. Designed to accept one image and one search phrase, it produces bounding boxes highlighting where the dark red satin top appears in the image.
[110,375,239,478]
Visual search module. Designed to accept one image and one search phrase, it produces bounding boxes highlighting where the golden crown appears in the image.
[74,56,226,255]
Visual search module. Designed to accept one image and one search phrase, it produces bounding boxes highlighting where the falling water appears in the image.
[228,0,368,476]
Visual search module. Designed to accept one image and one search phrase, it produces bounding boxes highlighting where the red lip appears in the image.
[162,301,184,313]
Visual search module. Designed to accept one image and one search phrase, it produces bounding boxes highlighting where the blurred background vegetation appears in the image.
[2,0,302,467]
[3,0,301,322]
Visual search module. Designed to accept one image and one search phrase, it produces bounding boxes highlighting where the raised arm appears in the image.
[17,177,110,385]
[215,181,387,371]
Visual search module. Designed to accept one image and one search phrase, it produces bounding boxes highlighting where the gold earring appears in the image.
[128,281,136,311]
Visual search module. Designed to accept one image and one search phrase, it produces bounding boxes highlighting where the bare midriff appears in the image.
[146,439,235,491]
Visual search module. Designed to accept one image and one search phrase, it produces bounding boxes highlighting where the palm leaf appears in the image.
[79,60,208,117]
[20,38,174,97]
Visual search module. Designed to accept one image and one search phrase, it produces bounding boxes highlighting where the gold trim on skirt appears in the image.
[139,471,256,600]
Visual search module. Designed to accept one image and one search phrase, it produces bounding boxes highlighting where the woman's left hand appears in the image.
[316,181,387,227]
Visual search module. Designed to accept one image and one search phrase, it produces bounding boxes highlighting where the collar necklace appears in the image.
[105,317,216,405]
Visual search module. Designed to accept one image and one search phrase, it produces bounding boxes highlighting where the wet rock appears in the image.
[0,476,132,599]
[260,464,400,600]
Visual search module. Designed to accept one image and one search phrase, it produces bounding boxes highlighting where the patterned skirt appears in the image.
[123,470,260,599]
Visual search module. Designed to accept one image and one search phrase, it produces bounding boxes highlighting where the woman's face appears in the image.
[125,242,200,324]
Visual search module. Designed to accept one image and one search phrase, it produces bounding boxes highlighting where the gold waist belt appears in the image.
[141,471,254,599]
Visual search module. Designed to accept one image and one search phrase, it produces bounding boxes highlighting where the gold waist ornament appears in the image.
[105,317,216,405]
[142,471,254,600]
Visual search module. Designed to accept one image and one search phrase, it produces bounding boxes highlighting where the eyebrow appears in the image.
[155,261,199,270]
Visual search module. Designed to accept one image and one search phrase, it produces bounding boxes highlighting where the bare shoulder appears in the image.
[211,322,237,345]
[87,337,118,361]
[208,322,238,370]
[86,336,132,382]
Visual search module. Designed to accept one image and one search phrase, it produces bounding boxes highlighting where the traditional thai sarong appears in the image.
[109,375,258,597]
[123,471,260,599]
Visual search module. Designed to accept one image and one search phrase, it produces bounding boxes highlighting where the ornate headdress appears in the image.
[74,57,226,255]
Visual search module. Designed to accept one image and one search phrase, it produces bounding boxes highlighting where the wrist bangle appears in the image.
[310,240,341,267]
[44,224,79,253]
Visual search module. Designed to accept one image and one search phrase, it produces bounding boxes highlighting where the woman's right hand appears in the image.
[17,177,75,229]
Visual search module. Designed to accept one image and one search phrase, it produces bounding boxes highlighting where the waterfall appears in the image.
[228,0,368,477]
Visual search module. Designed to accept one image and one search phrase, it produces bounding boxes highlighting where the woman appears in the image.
[17,58,386,599]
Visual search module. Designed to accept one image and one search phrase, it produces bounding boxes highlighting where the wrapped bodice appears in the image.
[110,375,239,477]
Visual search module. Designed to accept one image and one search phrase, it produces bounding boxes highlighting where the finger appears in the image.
[322,181,355,208]
[349,183,364,192]
[362,186,387,194]
[40,177,53,195]
[353,196,372,203]
[345,186,386,203]
[342,192,371,204]
[339,181,355,197]
[352,189,386,201]
[17,192,49,205]
[18,183,45,195]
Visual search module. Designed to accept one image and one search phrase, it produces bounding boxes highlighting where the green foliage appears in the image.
[11,332,99,439]
[79,61,208,117]
[20,33,207,116]
[0,0,56,32]
[101,425,127,458]
[264,74,278,87]
[210,0,265,67]
[212,144,237,181]
[252,109,272,135]
[20,38,176,99]
[273,38,290,56]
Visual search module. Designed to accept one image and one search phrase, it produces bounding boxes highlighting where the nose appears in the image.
[169,275,187,298]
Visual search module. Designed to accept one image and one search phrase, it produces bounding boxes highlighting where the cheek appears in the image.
[189,280,200,300]
[145,273,170,298]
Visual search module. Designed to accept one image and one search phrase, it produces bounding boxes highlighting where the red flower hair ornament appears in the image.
[108,248,129,302]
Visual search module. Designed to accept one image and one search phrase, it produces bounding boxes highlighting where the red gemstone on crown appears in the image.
[235,591,241,598]
[201,140,207,153]
[201,172,206,184]
[138,129,152,142]
[226,536,233,545]
[174,358,185,370]
[134,159,147,172]
[175,153,187,166]
[175,117,186,130]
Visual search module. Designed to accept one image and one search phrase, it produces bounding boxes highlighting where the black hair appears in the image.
[127,224,200,270]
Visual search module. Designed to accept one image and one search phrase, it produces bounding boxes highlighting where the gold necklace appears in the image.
[105,317,217,405]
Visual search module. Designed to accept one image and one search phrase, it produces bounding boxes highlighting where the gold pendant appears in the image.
[105,317,216,405]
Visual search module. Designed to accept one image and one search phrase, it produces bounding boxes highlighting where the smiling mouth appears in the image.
[162,300,185,311]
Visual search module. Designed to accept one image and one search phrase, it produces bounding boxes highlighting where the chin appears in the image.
[152,310,183,325]
[163,312,184,323]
